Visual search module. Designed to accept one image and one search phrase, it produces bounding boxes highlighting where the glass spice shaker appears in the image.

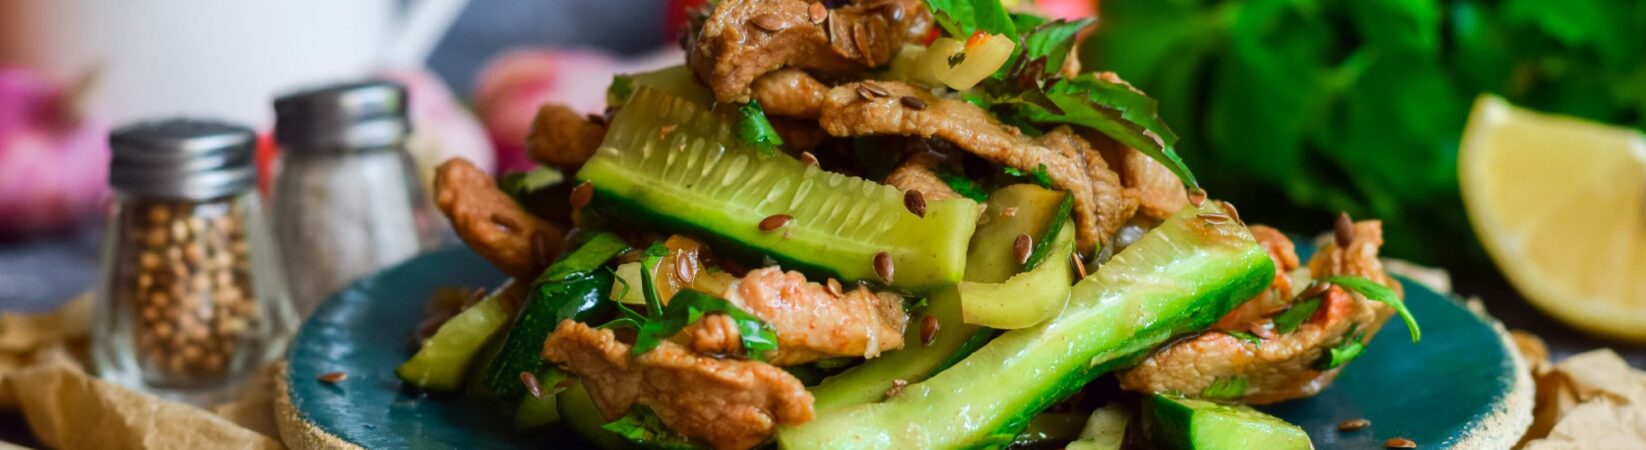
[93,119,297,403]
[271,80,438,316]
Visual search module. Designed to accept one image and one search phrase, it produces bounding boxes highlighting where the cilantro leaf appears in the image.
[607,74,636,106]
[924,0,1016,38]
[1272,297,1322,334]
[1201,375,1249,400]
[631,290,780,361]
[1013,73,1198,187]
[1325,276,1421,342]
[1016,18,1095,81]
[1000,164,1052,187]
[1226,330,1262,346]
[936,169,989,202]
[602,406,703,449]
[639,242,670,317]
[1314,323,1368,371]
[736,100,784,156]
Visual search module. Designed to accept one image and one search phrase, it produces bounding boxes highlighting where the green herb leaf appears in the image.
[631,290,780,361]
[1013,73,1198,187]
[1226,330,1263,346]
[1016,18,1095,81]
[1201,375,1249,400]
[640,242,670,318]
[1000,164,1051,187]
[936,169,989,202]
[924,0,1016,38]
[1325,276,1421,342]
[607,74,636,106]
[736,100,784,156]
[602,406,703,449]
[1272,297,1322,334]
[1314,323,1368,371]
[537,232,630,283]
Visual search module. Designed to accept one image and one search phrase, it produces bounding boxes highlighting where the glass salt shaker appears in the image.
[271,80,437,316]
[94,119,298,403]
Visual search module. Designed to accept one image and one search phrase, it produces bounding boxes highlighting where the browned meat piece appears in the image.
[1092,134,1188,219]
[884,151,960,201]
[543,322,813,450]
[1214,225,1300,332]
[525,103,606,170]
[752,68,826,119]
[1117,220,1399,404]
[769,117,825,153]
[694,267,909,365]
[687,313,746,356]
[817,80,1129,251]
[688,0,931,103]
[433,159,564,279]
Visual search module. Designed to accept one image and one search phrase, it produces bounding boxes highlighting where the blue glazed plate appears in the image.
[281,244,1528,449]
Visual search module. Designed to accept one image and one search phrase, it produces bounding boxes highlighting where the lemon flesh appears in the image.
[1459,95,1646,342]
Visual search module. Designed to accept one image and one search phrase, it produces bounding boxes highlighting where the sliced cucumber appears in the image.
[395,281,521,392]
[1144,394,1311,450]
[958,221,1074,329]
[577,86,979,295]
[559,381,641,450]
[1012,412,1087,448]
[965,184,1069,283]
[485,233,627,399]
[778,203,1274,449]
[609,65,713,108]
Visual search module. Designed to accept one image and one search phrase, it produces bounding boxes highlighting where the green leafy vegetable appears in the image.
[1201,375,1249,400]
[1325,276,1421,342]
[1003,164,1053,187]
[1314,323,1368,371]
[937,169,989,202]
[1012,73,1197,187]
[631,290,780,361]
[1226,330,1262,346]
[736,100,784,156]
[924,0,1016,38]
[1272,297,1322,334]
[602,406,703,449]
[607,74,636,106]
[1016,18,1095,80]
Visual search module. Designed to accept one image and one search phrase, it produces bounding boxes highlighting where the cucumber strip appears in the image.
[964,184,1068,283]
[1144,394,1311,450]
[1012,412,1087,448]
[778,203,1274,449]
[559,381,642,450]
[540,232,631,283]
[577,86,978,295]
[485,234,628,399]
[395,282,520,392]
[958,221,1075,329]
[808,286,982,412]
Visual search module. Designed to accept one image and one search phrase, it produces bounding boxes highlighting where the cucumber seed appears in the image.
[1013,233,1033,265]
[759,214,793,232]
[873,251,894,283]
[903,190,926,217]
[1334,212,1355,247]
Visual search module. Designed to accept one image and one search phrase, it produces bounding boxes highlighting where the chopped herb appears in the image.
[1021,192,1073,270]
[903,297,930,313]
[1272,297,1322,334]
[639,242,670,317]
[1325,276,1421,342]
[602,406,703,449]
[924,0,1017,38]
[1201,375,1249,400]
[736,100,784,156]
[936,169,989,202]
[1011,73,1198,188]
[1014,18,1095,81]
[1227,330,1263,346]
[1003,163,1053,187]
[607,74,636,106]
[1314,323,1368,371]
[631,290,780,361]
[947,51,967,68]
[536,232,630,284]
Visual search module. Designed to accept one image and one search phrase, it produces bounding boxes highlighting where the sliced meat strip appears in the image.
[1213,225,1300,332]
[752,68,827,119]
[884,151,960,201]
[688,0,931,103]
[525,103,606,170]
[543,321,814,450]
[696,267,909,366]
[817,80,1126,251]
[1091,133,1188,219]
[769,117,825,154]
[1117,220,1399,405]
[434,159,564,279]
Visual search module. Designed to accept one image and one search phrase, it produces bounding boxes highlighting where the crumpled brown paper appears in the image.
[0,294,283,449]
[1512,331,1646,449]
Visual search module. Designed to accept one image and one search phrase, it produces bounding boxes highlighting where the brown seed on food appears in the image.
[1385,437,1416,448]
[808,2,827,23]
[1220,201,1243,224]
[520,371,543,398]
[1300,281,1330,300]
[1013,233,1033,265]
[1337,418,1370,432]
[920,315,939,347]
[1188,188,1208,207]
[1334,212,1354,247]
[885,379,909,398]
[861,81,890,97]
[825,278,844,297]
[674,251,698,284]
[903,190,927,218]
[899,96,927,110]
[873,251,894,283]
[759,214,793,232]
[317,371,348,383]
[800,151,820,167]
[1197,212,1231,224]
[750,13,788,31]
[1072,252,1088,279]
[570,181,594,210]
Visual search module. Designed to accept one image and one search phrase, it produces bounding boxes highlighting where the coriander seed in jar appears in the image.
[94,119,297,403]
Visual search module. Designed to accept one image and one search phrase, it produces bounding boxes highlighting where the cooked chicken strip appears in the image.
[1092,134,1188,219]
[817,80,1128,251]
[884,151,960,201]
[752,68,827,119]
[543,321,814,450]
[1118,220,1398,404]
[433,159,564,279]
[692,267,909,366]
[688,0,931,103]
[525,103,606,170]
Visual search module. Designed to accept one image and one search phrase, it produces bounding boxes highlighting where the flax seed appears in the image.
[751,14,788,31]
[899,96,927,110]
[1384,437,1416,448]
[903,190,927,218]
[1337,418,1370,431]
[826,278,844,297]
[570,181,594,210]
[1334,212,1354,247]
[920,315,939,347]
[861,81,889,97]
[759,214,793,232]
[1220,201,1243,224]
[799,151,820,167]
[1013,233,1033,264]
[1072,252,1088,279]
[1197,212,1231,224]
[674,251,698,284]
[873,252,894,283]
[317,371,349,384]
[1188,188,1208,207]
[521,371,544,398]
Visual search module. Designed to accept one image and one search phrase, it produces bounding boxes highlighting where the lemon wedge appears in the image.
[1459,95,1646,342]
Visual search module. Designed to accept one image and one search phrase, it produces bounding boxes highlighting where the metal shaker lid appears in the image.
[273,80,410,153]
[108,119,258,201]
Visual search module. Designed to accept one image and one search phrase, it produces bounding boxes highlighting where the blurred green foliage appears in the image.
[1086,0,1646,269]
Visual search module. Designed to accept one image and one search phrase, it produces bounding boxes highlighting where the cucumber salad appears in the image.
[401,1,1421,449]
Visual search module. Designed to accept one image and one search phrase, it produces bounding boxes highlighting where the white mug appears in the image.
[0,0,467,126]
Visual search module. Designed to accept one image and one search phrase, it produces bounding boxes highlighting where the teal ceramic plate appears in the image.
[283,244,1528,449]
